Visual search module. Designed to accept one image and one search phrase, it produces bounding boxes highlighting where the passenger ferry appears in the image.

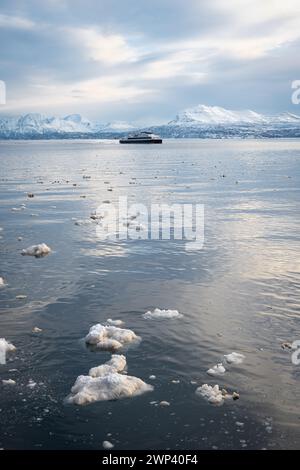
[119,131,162,144]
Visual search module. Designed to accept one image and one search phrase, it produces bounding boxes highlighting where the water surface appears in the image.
[0,139,299,449]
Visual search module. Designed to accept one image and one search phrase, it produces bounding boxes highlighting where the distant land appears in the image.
[1,105,300,139]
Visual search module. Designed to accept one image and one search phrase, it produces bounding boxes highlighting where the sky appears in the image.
[1,0,300,124]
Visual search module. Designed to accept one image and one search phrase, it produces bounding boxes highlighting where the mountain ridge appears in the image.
[1,105,300,139]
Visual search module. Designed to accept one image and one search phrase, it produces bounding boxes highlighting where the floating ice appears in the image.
[149,375,156,380]
[196,384,239,406]
[89,354,126,378]
[0,277,5,287]
[66,356,153,405]
[85,324,140,351]
[224,352,245,365]
[196,384,225,405]
[102,441,114,449]
[207,363,226,376]
[106,319,124,326]
[159,401,170,407]
[27,379,37,389]
[2,379,16,386]
[32,327,42,333]
[0,339,16,365]
[21,243,51,258]
[143,308,183,320]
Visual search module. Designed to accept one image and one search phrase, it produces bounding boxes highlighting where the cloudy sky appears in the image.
[1,0,300,123]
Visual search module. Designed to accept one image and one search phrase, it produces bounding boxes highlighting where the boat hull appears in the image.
[119,139,162,144]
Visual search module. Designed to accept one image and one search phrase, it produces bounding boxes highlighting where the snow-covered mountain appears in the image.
[0,113,136,138]
[0,105,300,138]
[169,104,300,126]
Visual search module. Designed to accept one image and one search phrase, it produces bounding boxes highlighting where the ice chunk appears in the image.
[102,441,114,449]
[159,401,170,407]
[0,277,5,288]
[224,352,245,365]
[66,371,153,405]
[85,324,140,351]
[2,379,16,386]
[196,384,224,406]
[89,354,126,378]
[106,319,124,326]
[32,327,42,333]
[196,384,239,405]
[0,338,16,365]
[21,243,51,258]
[207,363,226,376]
[143,308,183,320]
[27,379,37,389]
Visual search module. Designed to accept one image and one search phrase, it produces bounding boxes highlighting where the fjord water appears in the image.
[0,139,299,450]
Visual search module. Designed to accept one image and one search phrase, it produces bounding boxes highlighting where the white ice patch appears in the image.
[89,354,126,378]
[0,277,5,288]
[85,324,140,351]
[224,352,245,365]
[207,363,226,377]
[21,243,51,258]
[143,308,183,320]
[196,384,225,406]
[2,379,16,386]
[0,338,16,365]
[102,440,114,449]
[195,384,239,406]
[106,319,124,326]
[66,355,153,405]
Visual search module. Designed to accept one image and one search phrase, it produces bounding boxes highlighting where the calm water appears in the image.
[0,139,299,450]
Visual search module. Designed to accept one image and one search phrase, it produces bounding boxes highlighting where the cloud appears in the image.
[0,13,35,30]
[1,0,300,120]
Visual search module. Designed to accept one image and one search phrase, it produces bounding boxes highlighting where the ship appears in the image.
[119,131,162,144]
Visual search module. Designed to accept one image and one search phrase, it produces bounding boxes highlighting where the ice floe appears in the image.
[66,355,153,405]
[206,363,226,377]
[2,379,16,386]
[195,384,239,406]
[21,243,51,258]
[89,354,126,378]
[85,324,140,351]
[102,440,114,449]
[106,319,124,326]
[224,352,245,365]
[0,339,16,365]
[143,308,183,320]
[0,277,5,287]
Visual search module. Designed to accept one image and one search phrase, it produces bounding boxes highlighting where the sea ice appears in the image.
[0,339,16,365]
[66,356,153,405]
[106,319,124,326]
[143,308,183,320]
[0,277,5,287]
[196,384,239,406]
[2,379,16,386]
[224,352,245,365]
[21,243,51,258]
[89,354,126,378]
[102,440,114,449]
[85,324,140,351]
[207,363,226,376]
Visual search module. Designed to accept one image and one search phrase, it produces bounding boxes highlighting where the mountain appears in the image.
[149,105,300,138]
[0,105,300,139]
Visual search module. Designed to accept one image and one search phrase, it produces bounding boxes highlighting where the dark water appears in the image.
[0,139,299,450]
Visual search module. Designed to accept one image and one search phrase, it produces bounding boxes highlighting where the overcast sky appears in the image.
[1,0,300,123]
